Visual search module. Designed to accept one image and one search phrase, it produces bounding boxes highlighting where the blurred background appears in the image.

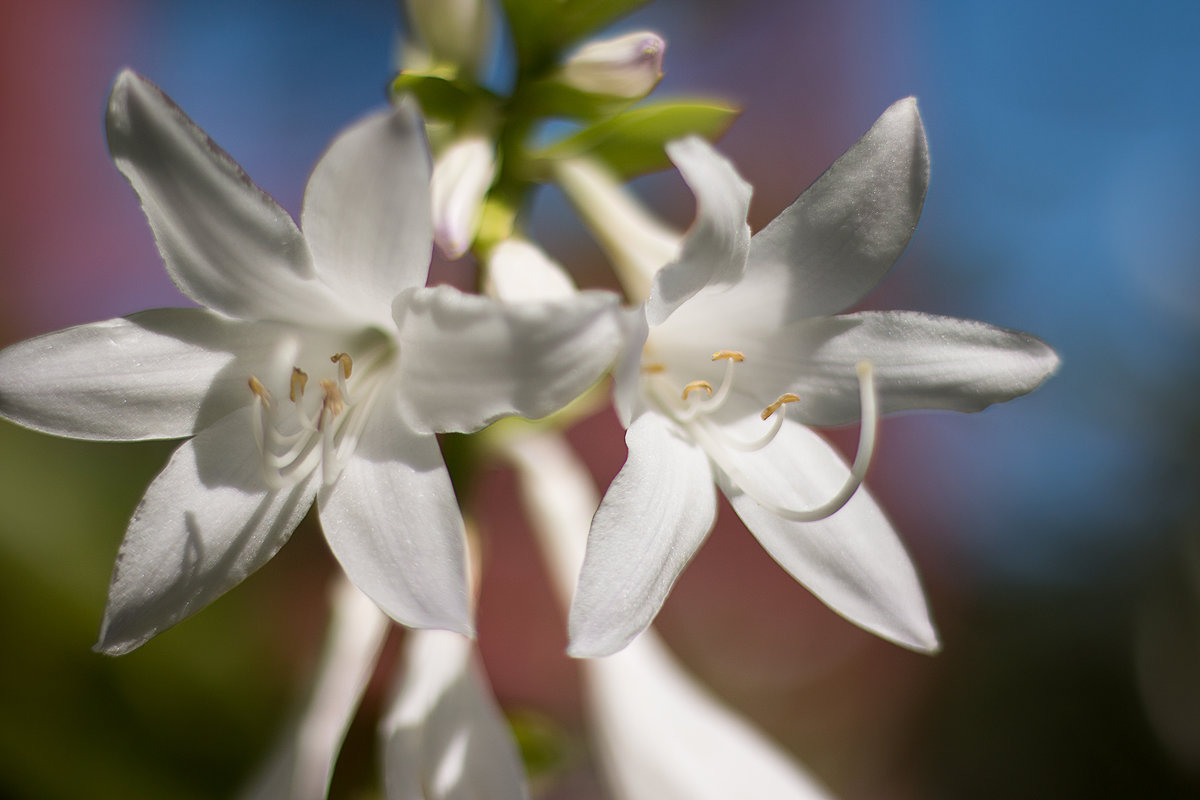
[2,0,1199,797]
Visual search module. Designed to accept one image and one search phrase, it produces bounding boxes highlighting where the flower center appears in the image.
[641,350,878,522]
[247,339,392,489]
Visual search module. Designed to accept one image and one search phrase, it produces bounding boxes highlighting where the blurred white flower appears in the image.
[559,99,1061,657]
[0,71,623,654]
[507,432,835,800]
[559,31,666,99]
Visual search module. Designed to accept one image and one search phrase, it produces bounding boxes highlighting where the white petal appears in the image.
[96,406,318,655]
[430,135,496,259]
[393,285,622,434]
[317,393,473,636]
[711,416,939,653]
[734,97,929,324]
[302,100,434,320]
[737,311,1061,427]
[484,239,577,302]
[381,629,528,800]
[569,413,717,657]
[0,309,258,440]
[646,137,752,326]
[586,629,835,800]
[240,578,389,800]
[106,71,348,324]
[611,305,651,428]
[559,31,665,98]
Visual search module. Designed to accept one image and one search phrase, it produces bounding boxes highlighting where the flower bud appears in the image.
[404,0,492,76]
[559,31,665,99]
[486,239,577,302]
[430,134,497,259]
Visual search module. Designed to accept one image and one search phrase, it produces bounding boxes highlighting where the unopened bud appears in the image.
[404,0,492,75]
[559,31,665,99]
[431,135,498,259]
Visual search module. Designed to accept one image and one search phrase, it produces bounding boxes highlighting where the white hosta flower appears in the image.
[430,134,497,259]
[0,71,622,655]
[562,99,1061,657]
[381,629,529,800]
[507,433,834,800]
[559,31,666,99]
[242,579,388,800]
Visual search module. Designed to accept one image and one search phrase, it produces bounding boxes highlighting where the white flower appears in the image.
[242,580,527,800]
[558,31,666,99]
[560,99,1061,657]
[0,71,622,655]
[507,432,834,800]
[380,629,529,800]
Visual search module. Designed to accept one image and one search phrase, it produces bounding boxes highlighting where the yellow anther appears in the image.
[682,380,714,400]
[331,352,353,379]
[711,350,745,362]
[248,376,271,407]
[319,380,345,428]
[761,393,800,420]
[289,368,308,402]
[642,362,667,374]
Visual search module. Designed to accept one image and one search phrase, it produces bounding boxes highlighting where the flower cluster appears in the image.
[0,0,1059,797]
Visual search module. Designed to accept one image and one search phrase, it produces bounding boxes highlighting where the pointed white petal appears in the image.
[484,239,577,302]
[430,135,496,259]
[381,629,528,800]
[393,285,622,434]
[611,305,651,428]
[735,311,1061,427]
[240,578,388,800]
[734,97,930,323]
[106,71,348,324]
[302,100,433,318]
[0,309,265,440]
[711,416,939,653]
[586,629,835,800]
[569,413,717,657]
[95,407,317,655]
[646,137,752,326]
[317,394,472,636]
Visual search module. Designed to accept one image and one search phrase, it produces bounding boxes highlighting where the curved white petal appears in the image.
[711,416,939,653]
[0,309,261,440]
[569,413,717,658]
[612,305,651,428]
[95,406,318,655]
[381,629,528,800]
[679,98,929,331]
[106,70,349,324]
[484,239,577,302]
[302,100,433,319]
[241,578,388,800]
[646,137,752,326]
[586,629,834,800]
[317,393,472,636]
[393,285,622,434]
[735,311,1061,427]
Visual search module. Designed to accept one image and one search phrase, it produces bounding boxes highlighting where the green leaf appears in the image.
[535,100,740,179]
[502,0,652,72]
[391,70,487,122]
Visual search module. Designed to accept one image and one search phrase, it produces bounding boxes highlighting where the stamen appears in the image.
[331,352,353,379]
[744,361,878,522]
[289,368,308,402]
[761,393,800,421]
[248,376,271,408]
[682,380,714,400]
[319,380,345,430]
[642,362,667,374]
[711,350,745,362]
